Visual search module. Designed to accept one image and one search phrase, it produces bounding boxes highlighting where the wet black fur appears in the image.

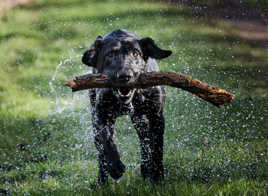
[82,29,172,184]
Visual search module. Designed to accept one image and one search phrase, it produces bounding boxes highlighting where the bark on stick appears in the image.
[64,72,234,106]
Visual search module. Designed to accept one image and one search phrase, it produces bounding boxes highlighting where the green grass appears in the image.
[0,0,268,195]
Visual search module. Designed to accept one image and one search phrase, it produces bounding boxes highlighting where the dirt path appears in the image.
[0,0,35,18]
[198,4,268,50]
[227,20,268,49]
[165,1,268,50]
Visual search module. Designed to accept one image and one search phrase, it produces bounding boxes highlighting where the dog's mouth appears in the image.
[117,88,132,97]
[115,88,135,104]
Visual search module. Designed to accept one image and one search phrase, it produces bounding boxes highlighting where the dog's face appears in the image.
[82,34,171,104]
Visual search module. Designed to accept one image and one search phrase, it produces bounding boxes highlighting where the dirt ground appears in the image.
[228,20,268,49]
[0,0,35,14]
[165,0,268,50]
[198,3,268,49]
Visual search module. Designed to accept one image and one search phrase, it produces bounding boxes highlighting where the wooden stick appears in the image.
[64,72,234,107]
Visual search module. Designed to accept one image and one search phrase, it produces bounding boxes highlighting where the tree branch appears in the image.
[64,72,234,107]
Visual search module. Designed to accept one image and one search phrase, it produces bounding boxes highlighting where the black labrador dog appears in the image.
[82,29,172,184]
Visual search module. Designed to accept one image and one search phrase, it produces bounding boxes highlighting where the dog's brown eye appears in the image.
[132,51,139,57]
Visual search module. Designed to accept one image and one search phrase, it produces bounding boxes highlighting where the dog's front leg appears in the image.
[93,108,125,184]
[131,113,165,182]
[148,112,165,182]
[131,114,153,180]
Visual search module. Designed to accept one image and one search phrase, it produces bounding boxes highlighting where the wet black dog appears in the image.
[82,29,172,183]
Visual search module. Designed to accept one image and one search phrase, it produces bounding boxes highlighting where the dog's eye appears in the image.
[132,51,139,58]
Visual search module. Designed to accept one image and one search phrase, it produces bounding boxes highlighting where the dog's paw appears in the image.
[107,160,126,180]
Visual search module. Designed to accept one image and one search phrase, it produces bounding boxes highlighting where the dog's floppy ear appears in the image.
[139,37,172,60]
[82,35,103,67]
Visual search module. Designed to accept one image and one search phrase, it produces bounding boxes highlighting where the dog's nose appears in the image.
[116,70,134,83]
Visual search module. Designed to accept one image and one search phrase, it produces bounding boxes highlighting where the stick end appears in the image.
[64,80,78,93]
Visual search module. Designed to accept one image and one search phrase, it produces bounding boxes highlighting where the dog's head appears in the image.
[82,31,172,104]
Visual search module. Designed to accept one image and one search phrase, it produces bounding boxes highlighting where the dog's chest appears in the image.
[119,103,134,115]
[118,91,146,116]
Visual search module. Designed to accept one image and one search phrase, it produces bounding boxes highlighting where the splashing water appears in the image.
[44,43,268,187]
[49,58,71,106]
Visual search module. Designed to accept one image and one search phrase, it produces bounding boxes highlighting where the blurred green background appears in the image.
[0,0,267,195]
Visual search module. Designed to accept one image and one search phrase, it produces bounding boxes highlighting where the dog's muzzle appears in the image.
[111,69,138,104]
